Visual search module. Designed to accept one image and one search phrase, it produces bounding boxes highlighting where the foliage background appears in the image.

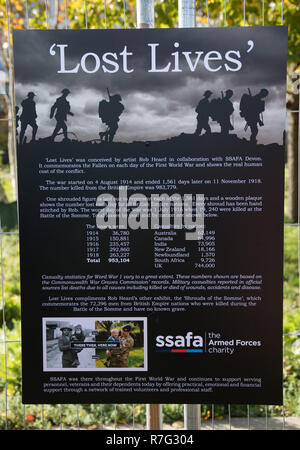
[0,0,299,429]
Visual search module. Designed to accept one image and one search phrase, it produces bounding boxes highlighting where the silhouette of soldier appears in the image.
[194,90,212,136]
[50,88,74,141]
[19,92,38,145]
[218,89,234,135]
[240,88,269,144]
[98,89,124,143]
[15,106,20,138]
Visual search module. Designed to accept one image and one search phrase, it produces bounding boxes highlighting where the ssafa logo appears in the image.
[156,332,203,353]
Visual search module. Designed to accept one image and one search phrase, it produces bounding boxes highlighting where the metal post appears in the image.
[136,0,154,28]
[178,0,199,430]
[178,0,195,28]
[137,1,161,430]
[184,404,200,430]
[146,404,163,430]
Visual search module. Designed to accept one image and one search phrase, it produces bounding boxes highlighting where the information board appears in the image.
[13,26,287,404]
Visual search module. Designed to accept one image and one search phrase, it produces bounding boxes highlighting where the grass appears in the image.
[128,347,144,368]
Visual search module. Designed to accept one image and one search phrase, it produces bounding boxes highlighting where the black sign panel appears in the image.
[13,26,287,404]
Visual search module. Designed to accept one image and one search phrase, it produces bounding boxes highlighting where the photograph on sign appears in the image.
[43,317,147,371]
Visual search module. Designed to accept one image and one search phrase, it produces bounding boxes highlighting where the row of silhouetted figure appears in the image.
[16,87,269,145]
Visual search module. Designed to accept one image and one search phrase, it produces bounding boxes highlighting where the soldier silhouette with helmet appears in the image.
[194,90,212,136]
[50,88,74,141]
[19,92,38,145]
[98,89,124,143]
[240,88,269,144]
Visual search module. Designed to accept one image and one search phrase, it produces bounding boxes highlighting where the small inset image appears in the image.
[43,317,147,371]
[94,319,145,370]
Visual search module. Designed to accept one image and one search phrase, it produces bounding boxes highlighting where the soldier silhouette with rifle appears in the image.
[50,88,74,141]
[98,88,124,143]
